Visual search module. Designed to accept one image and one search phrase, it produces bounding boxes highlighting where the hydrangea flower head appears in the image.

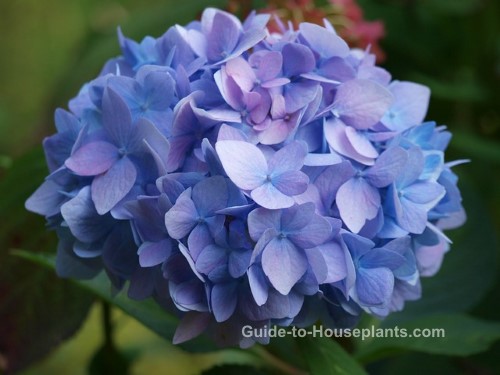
[26,7,466,347]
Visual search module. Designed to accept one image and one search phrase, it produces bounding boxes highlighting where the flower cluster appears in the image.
[26,8,466,347]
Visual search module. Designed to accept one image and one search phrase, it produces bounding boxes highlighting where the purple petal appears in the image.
[164,189,198,239]
[196,244,227,276]
[25,178,66,217]
[138,239,172,267]
[211,283,238,322]
[188,222,218,260]
[333,79,393,129]
[364,146,408,188]
[272,171,309,196]
[268,141,307,174]
[216,140,267,190]
[101,87,133,146]
[60,186,113,243]
[336,177,380,233]
[65,141,118,176]
[280,203,315,232]
[192,176,228,216]
[356,267,394,306]
[289,215,332,248]
[360,248,406,270]
[324,118,376,165]
[282,43,316,76]
[247,207,281,241]
[248,264,269,305]
[262,238,308,295]
[207,12,240,62]
[304,248,328,283]
[314,241,347,283]
[173,312,211,344]
[91,156,137,215]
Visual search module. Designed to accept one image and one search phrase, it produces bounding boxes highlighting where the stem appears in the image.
[252,346,308,375]
[101,300,114,349]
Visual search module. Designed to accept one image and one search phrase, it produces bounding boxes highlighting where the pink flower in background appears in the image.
[230,0,386,61]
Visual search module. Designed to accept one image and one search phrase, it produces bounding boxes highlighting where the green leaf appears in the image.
[356,314,500,361]
[298,337,367,375]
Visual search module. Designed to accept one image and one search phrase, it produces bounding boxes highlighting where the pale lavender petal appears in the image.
[262,238,308,295]
[344,127,379,158]
[91,156,137,215]
[225,56,255,91]
[299,23,349,58]
[333,79,393,129]
[268,141,307,174]
[216,140,267,190]
[251,182,295,209]
[336,177,381,233]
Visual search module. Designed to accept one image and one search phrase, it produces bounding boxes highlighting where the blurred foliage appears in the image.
[0,0,499,374]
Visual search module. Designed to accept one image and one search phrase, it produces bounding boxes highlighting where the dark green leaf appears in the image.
[0,252,94,374]
[298,337,367,375]
[356,314,500,361]
[12,250,217,353]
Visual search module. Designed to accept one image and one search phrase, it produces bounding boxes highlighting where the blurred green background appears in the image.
[0,0,499,374]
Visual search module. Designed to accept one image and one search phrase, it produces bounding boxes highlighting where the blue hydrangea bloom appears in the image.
[26,7,467,347]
